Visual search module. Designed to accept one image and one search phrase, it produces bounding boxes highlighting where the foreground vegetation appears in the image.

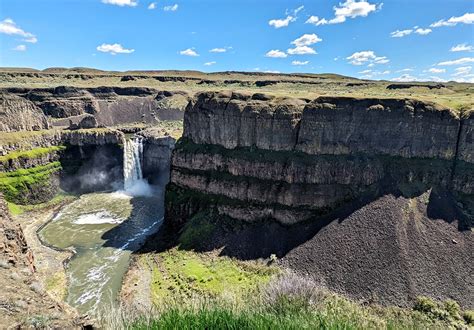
[107,268,473,329]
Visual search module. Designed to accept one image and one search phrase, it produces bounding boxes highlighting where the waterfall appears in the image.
[123,136,144,191]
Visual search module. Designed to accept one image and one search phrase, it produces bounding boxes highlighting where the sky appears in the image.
[0,0,473,82]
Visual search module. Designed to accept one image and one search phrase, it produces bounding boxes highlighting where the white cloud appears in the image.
[427,68,446,73]
[13,44,26,51]
[391,74,420,82]
[430,12,474,27]
[396,68,414,72]
[97,43,134,54]
[452,66,472,76]
[415,28,431,35]
[24,36,37,43]
[179,48,199,56]
[269,5,304,28]
[306,0,380,26]
[346,50,389,66]
[265,49,287,58]
[287,46,317,55]
[292,60,309,65]
[359,69,372,74]
[390,29,412,38]
[209,47,231,53]
[450,43,473,52]
[102,0,138,7]
[269,16,295,28]
[437,57,474,66]
[0,18,37,43]
[204,61,216,66]
[428,76,447,82]
[164,4,178,11]
[264,70,280,73]
[291,33,322,47]
[391,27,431,37]
[148,2,156,9]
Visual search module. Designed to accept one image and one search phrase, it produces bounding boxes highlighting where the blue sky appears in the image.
[0,0,473,82]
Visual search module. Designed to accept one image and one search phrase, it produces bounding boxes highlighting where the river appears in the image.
[38,136,163,315]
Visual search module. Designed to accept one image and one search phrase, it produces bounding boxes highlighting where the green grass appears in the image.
[0,162,61,203]
[115,275,472,330]
[142,249,278,306]
[0,146,65,165]
[7,192,75,216]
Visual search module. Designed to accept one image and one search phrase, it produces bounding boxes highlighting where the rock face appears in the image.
[0,194,34,268]
[0,129,125,204]
[0,93,50,132]
[165,92,474,307]
[184,93,460,160]
[1,87,189,129]
[140,128,176,185]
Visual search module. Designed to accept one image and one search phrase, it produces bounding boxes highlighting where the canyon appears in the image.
[0,69,472,326]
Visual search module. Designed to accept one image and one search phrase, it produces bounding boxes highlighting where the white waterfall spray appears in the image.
[123,136,144,190]
[123,136,152,196]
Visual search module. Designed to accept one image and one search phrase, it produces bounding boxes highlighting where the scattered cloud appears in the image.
[396,68,414,72]
[269,5,304,28]
[96,43,134,54]
[426,68,446,73]
[204,61,216,66]
[209,47,232,53]
[13,44,26,51]
[164,4,178,11]
[437,57,474,66]
[265,49,287,58]
[450,43,473,52]
[391,27,431,38]
[391,74,420,82]
[102,0,138,7]
[24,36,37,43]
[390,29,412,38]
[452,66,472,76]
[305,0,381,26]
[430,12,474,28]
[148,2,156,9]
[346,50,389,66]
[291,33,322,47]
[179,48,199,56]
[269,16,295,29]
[292,60,309,65]
[359,69,372,74]
[287,45,317,55]
[264,70,281,73]
[428,76,447,82]
[415,28,431,35]
[0,18,37,43]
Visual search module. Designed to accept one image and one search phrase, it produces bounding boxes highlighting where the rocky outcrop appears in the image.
[184,92,460,160]
[1,87,189,128]
[0,129,125,204]
[140,128,176,185]
[165,91,474,308]
[0,93,50,132]
[169,92,473,226]
[0,194,34,268]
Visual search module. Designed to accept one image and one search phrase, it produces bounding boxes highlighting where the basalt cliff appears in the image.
[165,92,473,307]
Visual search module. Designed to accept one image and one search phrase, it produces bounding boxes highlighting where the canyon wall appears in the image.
[1,87,189,130]
[0,129,124,204]
[171,92,473,225]
[165,92,474,307]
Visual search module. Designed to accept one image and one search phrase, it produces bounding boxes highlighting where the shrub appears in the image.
[262,271,326,314]
[463,310,474,325]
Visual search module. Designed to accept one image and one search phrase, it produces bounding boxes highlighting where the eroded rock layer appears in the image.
[165,92,474,307]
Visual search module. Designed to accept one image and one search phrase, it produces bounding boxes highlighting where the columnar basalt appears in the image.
[165,91,474,308]
[171,92,473,226]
